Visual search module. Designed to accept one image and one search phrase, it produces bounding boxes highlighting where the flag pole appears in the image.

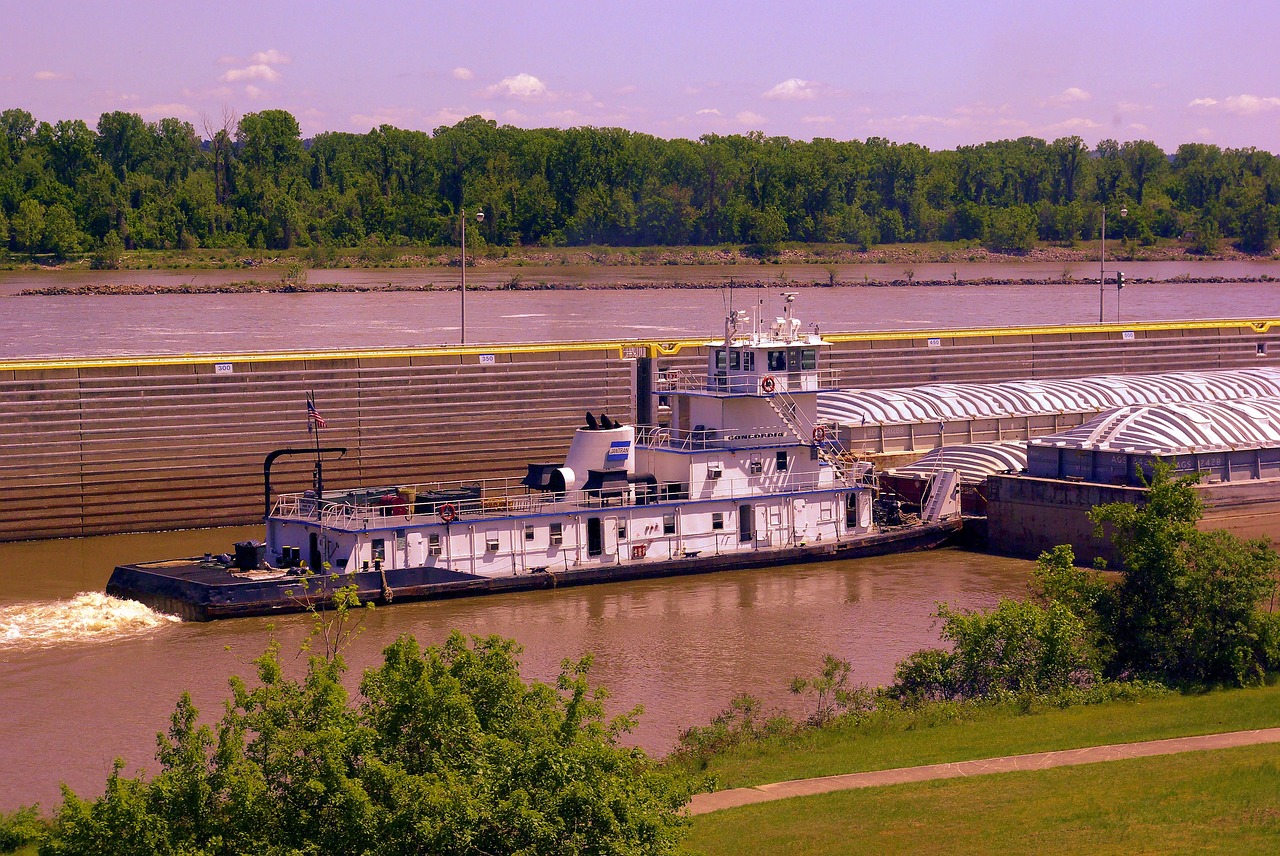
[309,390,324,499]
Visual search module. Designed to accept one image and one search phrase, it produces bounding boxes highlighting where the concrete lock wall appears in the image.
[985,474,1280,567]
[2,319,1278,541]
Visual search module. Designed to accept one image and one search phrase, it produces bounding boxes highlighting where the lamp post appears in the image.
[1098,205,1128,323]
[460,208,485,345]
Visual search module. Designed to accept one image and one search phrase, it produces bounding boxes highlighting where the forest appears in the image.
[1,106,1278,260]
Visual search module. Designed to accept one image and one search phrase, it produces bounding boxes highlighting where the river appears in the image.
[0,259,1274,812]
[3,261,1280,358]
[0,529,1035,812]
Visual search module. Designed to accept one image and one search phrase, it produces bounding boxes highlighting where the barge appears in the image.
[108,295,962,620]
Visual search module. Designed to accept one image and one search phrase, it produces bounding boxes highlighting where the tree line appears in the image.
[2,106,1279,260]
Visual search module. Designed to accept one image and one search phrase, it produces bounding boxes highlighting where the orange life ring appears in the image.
[761,375,777,393]
[812,425,827,443]
[438,503,457,523]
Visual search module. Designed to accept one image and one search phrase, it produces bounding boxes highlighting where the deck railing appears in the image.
[270,469,864,528]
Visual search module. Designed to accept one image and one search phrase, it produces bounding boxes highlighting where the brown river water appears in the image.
[3,260,1280,358]
[1,260,1278,811]
[0,529,1034,812]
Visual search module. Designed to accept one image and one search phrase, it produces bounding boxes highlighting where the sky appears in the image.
[3,0,1279,152]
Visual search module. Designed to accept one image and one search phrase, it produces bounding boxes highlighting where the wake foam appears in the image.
[0,592,181,650]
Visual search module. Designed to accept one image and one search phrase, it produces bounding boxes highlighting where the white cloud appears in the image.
[696,107,722,116]
[250,49,291,65]
[762,78,817,100]
[487,73,548,99]
[221,64,280,83]
[33,70,71,81]
[245,84,266,99]
[350,107,422,129]
[1048,87,1091,106]
[1044,117,1103,133]
[736,110,766,125]
[1223,94,1280,115]
[616,84,638,95]
[802,115,834,124]
[1189,94,1280,115]
[136,103,197,121]
[452,67,474,80]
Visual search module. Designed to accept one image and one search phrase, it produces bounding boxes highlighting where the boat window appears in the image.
[768,350,786,371]
[715,349,727,370]
[663,514,676,535]
[371,539,385,561]
[550,523,563,546]
[776,451,789,472]
[729,350,741,370]
[743,351,755,371]
[485,533,499,552]
[524,524,535,542]
[427,534,442,556]
[749,457,763,475]
[712,512,724,530]
[617,522,627,538]
[802,349,817,370]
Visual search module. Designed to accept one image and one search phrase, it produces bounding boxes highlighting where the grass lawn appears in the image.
[681,743,1280,855]
[677,682,1280,789]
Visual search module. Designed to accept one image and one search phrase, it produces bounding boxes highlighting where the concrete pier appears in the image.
[2,319,1277,541]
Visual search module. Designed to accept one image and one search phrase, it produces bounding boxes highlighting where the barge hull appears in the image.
[107,519,961,621]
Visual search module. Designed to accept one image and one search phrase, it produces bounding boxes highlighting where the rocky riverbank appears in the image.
[18,274,1280,297]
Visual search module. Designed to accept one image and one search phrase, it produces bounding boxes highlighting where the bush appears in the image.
[39,629,690,855]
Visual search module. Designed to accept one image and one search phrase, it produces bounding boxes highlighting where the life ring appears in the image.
[812,425,827,443]
[761,375,777,394]
[438,503,457,523]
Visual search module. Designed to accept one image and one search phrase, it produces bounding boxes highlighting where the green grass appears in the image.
[678,682,1280,789]
[681,743,1280,855]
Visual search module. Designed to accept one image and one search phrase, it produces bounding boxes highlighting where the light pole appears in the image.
[460,208,485,345]
[1098,204,1128,323]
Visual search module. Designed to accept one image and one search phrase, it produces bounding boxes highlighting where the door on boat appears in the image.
[587,517,604,558]
[738,503,753,544]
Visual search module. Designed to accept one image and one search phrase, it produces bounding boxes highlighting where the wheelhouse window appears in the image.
[714,349,727,370]
[801,349,817,370]
[729,350,741,370]
[768,350,786,371]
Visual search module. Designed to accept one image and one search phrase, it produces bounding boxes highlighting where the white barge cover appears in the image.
[886,442,1028,484]
[819,367,1280,427]
[1028,397,1280,455]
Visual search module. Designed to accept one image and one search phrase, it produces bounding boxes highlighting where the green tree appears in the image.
[1090,464,1280,685]
[11,198,44,257]
[889,597,1097,703]
[41,203,82,258]
[40,628,689,855]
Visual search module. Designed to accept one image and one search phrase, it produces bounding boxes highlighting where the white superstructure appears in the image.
[265,295,958,580]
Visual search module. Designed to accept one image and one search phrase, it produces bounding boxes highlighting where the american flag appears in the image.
[307,398,326,430]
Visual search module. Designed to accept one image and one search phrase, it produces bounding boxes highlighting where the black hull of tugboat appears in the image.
[107,519,962,621]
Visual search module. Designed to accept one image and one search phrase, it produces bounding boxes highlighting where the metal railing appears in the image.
[271,469,865,528]
[655,368,843,395]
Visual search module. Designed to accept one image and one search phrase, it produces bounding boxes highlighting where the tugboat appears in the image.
[108,295,962,620]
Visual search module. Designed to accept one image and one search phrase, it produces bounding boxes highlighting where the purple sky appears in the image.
[4,0,1279,152]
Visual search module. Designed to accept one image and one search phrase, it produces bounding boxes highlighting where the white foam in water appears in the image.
[0,592,181,650]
